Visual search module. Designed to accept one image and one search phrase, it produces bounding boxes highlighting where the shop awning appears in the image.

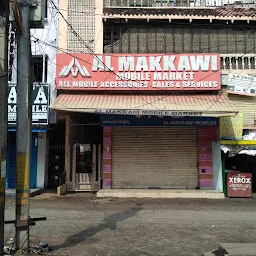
[50,94,238,117]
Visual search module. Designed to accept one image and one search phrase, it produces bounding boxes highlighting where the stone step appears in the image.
[97,189,225,199]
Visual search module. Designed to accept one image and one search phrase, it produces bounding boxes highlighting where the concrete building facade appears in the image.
[52,0,256,197]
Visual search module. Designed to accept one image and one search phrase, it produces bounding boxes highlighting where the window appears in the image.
[32,55,48,83]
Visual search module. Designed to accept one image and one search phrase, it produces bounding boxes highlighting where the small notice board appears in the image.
[227,173,252,198]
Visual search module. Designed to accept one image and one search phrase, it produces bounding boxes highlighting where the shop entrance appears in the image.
[67,114,103,192]
[71,143,102,191]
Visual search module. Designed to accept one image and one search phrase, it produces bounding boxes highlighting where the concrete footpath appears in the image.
[5,188,43,197]
[97,189,225,199]
[4,193,256,256]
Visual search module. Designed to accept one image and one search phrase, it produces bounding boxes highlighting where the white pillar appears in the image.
[95,0,104,54]
[37,132,47,188]
[212,141,223,192]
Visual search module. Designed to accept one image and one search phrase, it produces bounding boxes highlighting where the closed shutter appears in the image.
[112,127,198,189]
[6,132,16,188]
[6,132,38,189]
[228,94,256,128]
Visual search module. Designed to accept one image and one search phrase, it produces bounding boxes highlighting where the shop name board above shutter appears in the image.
[100,115,218,126]
[56,53,221,91]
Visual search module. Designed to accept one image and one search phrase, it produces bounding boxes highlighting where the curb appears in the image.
[5,189,44,198]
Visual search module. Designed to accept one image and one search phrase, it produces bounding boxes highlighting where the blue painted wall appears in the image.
[6,132,38,189]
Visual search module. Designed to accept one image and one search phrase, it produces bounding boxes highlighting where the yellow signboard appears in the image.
[220,113,244,139]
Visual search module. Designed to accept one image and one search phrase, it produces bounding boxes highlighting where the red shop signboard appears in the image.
[56,53,221,91]
[227,173,252,198]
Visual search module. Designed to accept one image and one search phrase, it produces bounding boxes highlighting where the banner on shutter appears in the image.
[56,53,221,91]
[8,83,49,125]
[100,115,218,126]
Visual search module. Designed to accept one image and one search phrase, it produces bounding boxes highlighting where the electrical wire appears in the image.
[8,1,256,114]
[4,224,15,245]
[50,0,162,110]
[22,36,256,114]
[50,1,243,114]
[49,2,256,115]
[8,36,256,109]
[29,234,41,244]
[31,28,255,107]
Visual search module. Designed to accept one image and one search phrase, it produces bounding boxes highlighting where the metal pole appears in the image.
[0,0,9,254]
[16,0,32,252]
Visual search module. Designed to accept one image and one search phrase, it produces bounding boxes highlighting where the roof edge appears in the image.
[102,14,256,21]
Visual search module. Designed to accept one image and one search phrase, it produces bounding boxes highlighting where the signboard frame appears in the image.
[227,173,252,198]
[8,82,49,125]
[227,73,256,97]
[56,53,221,91]
[100,115,218,127]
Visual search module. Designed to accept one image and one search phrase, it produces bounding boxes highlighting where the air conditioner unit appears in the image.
[9,0,47,29]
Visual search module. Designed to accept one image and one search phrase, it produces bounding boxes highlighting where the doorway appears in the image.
[68,123,103,192]
[70,143,102,191]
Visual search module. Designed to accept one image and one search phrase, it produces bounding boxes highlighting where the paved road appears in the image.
[4,193,256,256]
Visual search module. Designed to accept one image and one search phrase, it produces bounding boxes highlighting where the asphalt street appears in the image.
[4,193,256,256]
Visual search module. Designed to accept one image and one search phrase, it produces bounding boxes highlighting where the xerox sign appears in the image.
[227,173,252,198]
[56,53,221,91]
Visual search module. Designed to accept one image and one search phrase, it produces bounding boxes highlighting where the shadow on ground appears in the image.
[51,204,143,250]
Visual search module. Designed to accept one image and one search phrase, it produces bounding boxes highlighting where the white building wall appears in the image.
[44,135,49,187]
[30,0,58,187]
[212,141,223,192]
[10,0,59,104]
[58,0,103,54]
[7,1,58,188]
[37,132,47,188]
[30,0,58,105]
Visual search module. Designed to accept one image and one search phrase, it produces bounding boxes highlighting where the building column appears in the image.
[37,132,47,188]
[65,113,71,190]
[198,127,217,189]
[103,127,112,189]
[95,0,103,54]
[58,0,68,51]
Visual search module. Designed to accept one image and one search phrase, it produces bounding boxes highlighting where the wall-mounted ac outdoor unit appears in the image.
[9,0,47,29]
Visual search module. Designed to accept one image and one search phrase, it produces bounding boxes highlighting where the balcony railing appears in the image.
[104,0,256,7]
[221,54,256,70]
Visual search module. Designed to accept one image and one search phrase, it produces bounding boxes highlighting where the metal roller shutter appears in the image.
[6,132,38,188]
[112,127,198,189]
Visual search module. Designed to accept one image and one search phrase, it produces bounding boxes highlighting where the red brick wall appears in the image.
[198,127,218,189]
